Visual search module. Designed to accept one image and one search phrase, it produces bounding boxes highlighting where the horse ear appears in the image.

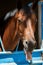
[32,0,39,10]
[28,0,39,10]
[17,0,22,10]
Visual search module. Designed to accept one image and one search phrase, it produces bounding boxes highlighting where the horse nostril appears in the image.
[26,41,28,44]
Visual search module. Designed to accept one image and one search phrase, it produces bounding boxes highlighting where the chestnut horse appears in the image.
[0,5,37,60]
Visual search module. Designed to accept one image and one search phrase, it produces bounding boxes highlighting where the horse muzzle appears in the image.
[23,39,36,51]
[23,40,36,60]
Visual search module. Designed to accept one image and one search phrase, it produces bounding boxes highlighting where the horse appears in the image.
[0,4,37,60]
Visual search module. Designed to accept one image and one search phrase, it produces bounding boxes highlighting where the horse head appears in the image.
[15,4,37,60]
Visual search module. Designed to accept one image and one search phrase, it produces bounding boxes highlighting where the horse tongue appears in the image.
[26,51,32,60]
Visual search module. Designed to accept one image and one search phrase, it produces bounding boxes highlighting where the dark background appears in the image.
[0,0,38,19]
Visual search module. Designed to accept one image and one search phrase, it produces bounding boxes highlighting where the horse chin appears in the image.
[26,51,32,60]
[24,48,32,60]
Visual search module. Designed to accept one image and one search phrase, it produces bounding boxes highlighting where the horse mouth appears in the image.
[23,40,35,60]
[23,43,36,60]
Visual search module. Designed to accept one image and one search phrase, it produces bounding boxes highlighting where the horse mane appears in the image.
[4,9,18,20]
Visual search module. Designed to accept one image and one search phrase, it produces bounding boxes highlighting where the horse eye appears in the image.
[18,19,22,23]
[18,20,21,22]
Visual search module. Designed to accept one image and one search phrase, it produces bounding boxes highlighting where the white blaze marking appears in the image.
[28,19,34,39]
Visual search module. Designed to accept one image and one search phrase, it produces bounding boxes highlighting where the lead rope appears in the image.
[16,40,20,51]
[0,36,5,51]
